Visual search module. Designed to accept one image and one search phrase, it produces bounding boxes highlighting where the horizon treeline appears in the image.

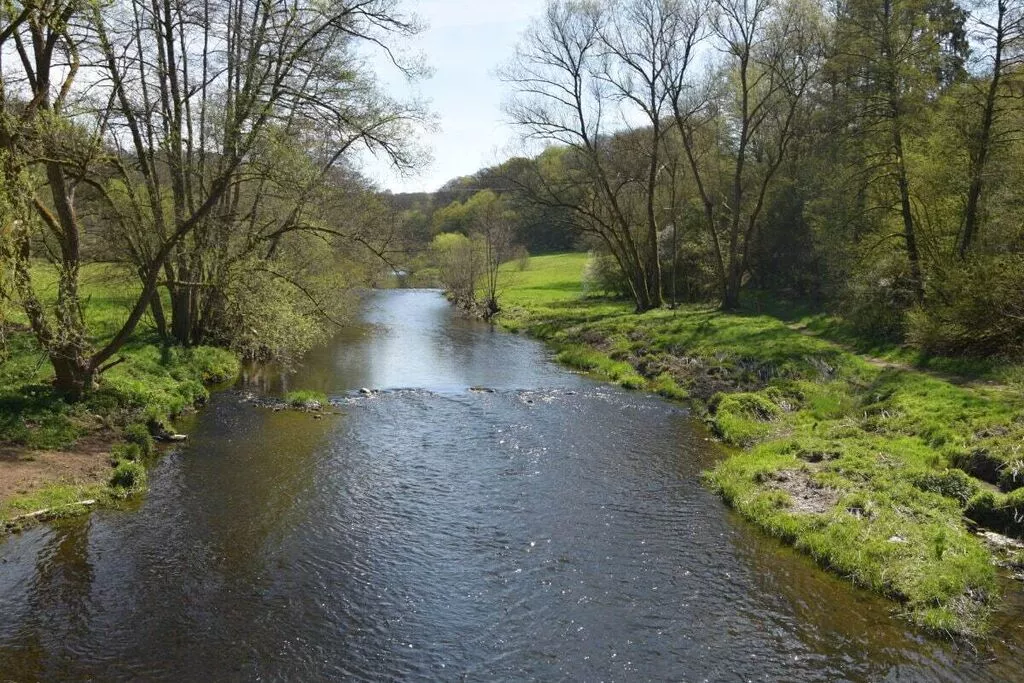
[395,0,1024,359]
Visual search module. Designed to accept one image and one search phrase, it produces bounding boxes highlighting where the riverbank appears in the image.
[497,253,1024,637]
[0,265,239,534]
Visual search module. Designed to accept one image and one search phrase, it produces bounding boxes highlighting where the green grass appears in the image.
[0,263,239,448]
[496,252,1024,637]
[1,263,240,531]
[0,483,109,533]
[498,252,589,309]
[284,390,328,407]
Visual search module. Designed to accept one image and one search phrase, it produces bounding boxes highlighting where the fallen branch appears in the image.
[11,499,97,522]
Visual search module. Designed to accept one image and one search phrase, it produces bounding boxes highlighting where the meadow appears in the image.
[497,253,1024,636]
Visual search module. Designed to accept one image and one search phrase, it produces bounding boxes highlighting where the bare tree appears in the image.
[670,0,823,309]
[503,0,703,312]
[958,0,1024,257]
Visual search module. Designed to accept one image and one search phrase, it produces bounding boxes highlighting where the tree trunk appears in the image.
[169,286,194,346]
[892,125,925,303]
[959,0,1004,259]
[722,262,743,311]
[51,352,96,400]
[150,290,168,340]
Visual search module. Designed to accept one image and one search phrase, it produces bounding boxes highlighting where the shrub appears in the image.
[109,459,147,492]
[110,443,143,463]
[840,255,917,342]
[582,252,630,299]
[908,255,1024,358]
[123,423,155,456]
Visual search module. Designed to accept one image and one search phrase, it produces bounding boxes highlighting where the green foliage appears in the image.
[497,252,1018,636]
[111,443,143,463]
[555,344,646,389]
[123,423,154,456]
[0,387,83,449]
[214,262,353,363]
[109,459,147,493]
[430,232,480,306]
[285,390,328,407]
[908,256,1024,358]
[0,264,239,449]
[582,252,630,299]
[1,483,107,530]
[713,393,782,446]
[910,469,980,506]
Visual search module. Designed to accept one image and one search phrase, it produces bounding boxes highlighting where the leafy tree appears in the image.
[0,0,424,396]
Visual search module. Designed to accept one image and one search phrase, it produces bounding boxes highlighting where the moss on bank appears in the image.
[496,254,1024,637]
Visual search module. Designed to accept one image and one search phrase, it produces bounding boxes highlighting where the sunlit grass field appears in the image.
[497,252,1024,637]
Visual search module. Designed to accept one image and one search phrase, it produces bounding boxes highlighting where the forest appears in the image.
[400,0,1024,363]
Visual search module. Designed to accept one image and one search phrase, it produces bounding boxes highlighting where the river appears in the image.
[1,289,1023,681]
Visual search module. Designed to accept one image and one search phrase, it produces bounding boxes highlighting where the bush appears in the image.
[109,459,147,492]
[123,423,155,456]
[110,443,143,463]
[908,255,1024,358]
[582,252,630,299]
[840,255,918,342]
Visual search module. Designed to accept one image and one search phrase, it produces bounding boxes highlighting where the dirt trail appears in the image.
[784,322,1013,392]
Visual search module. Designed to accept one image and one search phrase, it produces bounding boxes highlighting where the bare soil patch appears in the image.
[0,433,114,504]
[768,469,840,514]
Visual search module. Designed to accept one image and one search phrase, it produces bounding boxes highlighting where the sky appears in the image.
[359,0,548,195]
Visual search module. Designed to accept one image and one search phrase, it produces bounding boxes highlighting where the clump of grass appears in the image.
[109,459,147,494]
[555,345,606,371]
[652,372,689,400]
[123,423,155,456]
[712,392,782,446]
[554,344,646,389]
[284,390,328,408]
[110,442,144,464]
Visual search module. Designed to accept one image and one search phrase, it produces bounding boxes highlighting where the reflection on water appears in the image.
[1,290,1022,681]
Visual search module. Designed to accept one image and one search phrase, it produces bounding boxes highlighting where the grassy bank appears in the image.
[498,253,1024,637]
[0,264,239,533]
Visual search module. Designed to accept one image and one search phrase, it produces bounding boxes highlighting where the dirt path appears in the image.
[784,322,1013,392]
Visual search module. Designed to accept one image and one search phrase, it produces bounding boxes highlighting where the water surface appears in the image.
[2,290,1023,681]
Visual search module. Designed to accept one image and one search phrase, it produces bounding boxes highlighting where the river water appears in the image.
[2,290,1023,681]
